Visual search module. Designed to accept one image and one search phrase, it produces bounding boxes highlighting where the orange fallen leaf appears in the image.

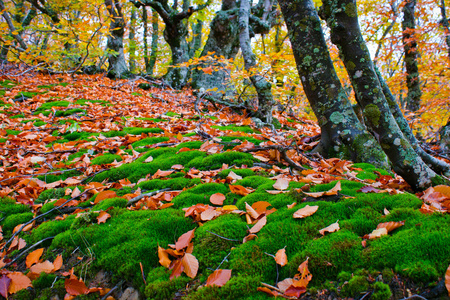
[30,260,54,274]
[210,193,226,205]
[7,272,32,294]
[304,181,341,198]
[26,248,44,268]
[182,253,199,278]
[245,202,260,220]
[446,264,450,297]
[293,205,318,219]
[158,246,171,268]
[275,248,288,267]
[97,211,111,224]
[0,275,10,299]
[175,229,195,251]
[368,227,388,239]
[319,221,340,235]
[94,190,117,204]
[53,254,63,272]
[249,216,267,234]
[206,269,232,287]
[273,178,289,190]
[376,221,405,233]
[65,278,89,296]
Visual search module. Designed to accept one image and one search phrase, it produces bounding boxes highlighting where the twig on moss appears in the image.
[206,230,241,242]
[1,188,95,254]
[216,251,232,270]
[126,188,171,206]
[100,280,124,300]
[0,167,84,184]
[3,236,55,268]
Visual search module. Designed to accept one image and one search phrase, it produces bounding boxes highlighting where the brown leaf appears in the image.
[368,227,388,239]
[304,181,341,198]
[158,246,171,268]
[169,259,184,280]
[243,234,257,243]
[275,248,288,267]
[376,221,405,233]
[30,260,54,274]
[210,193,226,205]
[65,278,89,296]
[257,286,279,297]
[227,171,242,181]
[153,169,174,179]
[284,285,306,298]
[245,202,260,220]
[273,178,289,190]
[175,229,195,251]
[206,269,232,287]
[319,221,340,235]
[26,247,44,268]
[293,205,318,219]
[229,185,254,196]
[97,211,111,224]
[7,272,32,294]
[446,264,450,297]
[0,275,11,299]
[358,186,382,193]
[277,278,294,293]
[249,216,267,234]
[52,255,63,272]
[182,253,199,278]
[94,190,117,204]
[434,185,450,198]
[200,209,219,221]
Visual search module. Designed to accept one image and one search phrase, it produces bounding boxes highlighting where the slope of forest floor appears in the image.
[1,71,450,300]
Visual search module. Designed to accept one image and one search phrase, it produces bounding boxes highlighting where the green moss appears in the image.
[51,209,195,287]
[144,267,190,300]
[123,127,163,135]
[363,104,381,127]
[15,91,39,99]
[172,183,230,208]
[37,169,83,183]
[92,197,128,211]
[6,129,21,135]
[28,216,76,243]
[218,169,255,179]
[175,141,204,150]
[187,151,256,170]
[0,79,17,88]
[194,214,247,269]
[371,282,392,300]
[340,275,368,297]
[356,170,378,180]
[91,154,122,165]
[35,100,70,112]
[236,176,274,189]
[186,275,263,300]
[32,273,57,290]
[58,131,94,142]
[54,108,86,117]
[36,188,67,204]
[3,212,34,233]
[137,177,201,191]
[0,197,30,217]
[396,261,439,283]
[340,207,382,236]
[166,111,179,117]
[219,136,264,146]
[211,125,259,134]
[311,180,364,196]
[131,136,170,149]
[0,138,6,143]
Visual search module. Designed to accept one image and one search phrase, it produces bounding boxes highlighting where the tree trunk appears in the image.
[319,0,443,189]
[189,19,203,58]
[239,0,274,123]
[191,1,240,99]
[143,6,150,73]
[402,0,422,112]
[277,0,389,170]
[129,6,137,73]
[439,0,450,61]
[148,8,159,76]
[105,0,129,79]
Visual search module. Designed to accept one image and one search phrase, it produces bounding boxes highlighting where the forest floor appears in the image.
[0,69,450,300]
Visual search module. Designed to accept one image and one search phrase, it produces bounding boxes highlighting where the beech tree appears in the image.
[277,0,450,189]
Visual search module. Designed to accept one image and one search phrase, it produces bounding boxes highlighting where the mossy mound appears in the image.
[172,183,230,208]
[91,154,123,165]
[211,125,259,134]
[218,169,255,179]
[137,177,201,191]
[352,162,393,180]
[187,151,256,170]
[131,136,170,149]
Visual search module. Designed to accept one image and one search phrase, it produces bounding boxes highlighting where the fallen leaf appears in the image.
[434,185,450,198]
[206,269,232,287]
[97,211,111,224]
[7,272,32,294]
[30,260,54,274]
[368,227,388,239]
[65,278,89,296]
[0,275,11,299]
[304,181,341,198]
[249,216,267,234]
[245,202,260,219]
[26,248,44,268]
[319,221,340,235]
[277,278,294,293]
[175,229,195,251]
[182,253,199,278]
[94,190,117,204]
[293,205,318,219]
[273,178,289,190]
[358,186,382,193]
[227,171,242,181]
[210,193,226,205]
[257,286,279,297]
[284,285,307,297]
[243,234,257,243]
[229,185,253,196]
[376,221,405,233]
[53,255,63,272]
[446,264,450,297]
[169,259,184,280]
[275,248,288,267]
[158,246,171,268]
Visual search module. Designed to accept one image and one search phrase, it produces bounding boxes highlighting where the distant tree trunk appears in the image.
[189,19,203,58]
[148,8,159,75]
[0,0,28,52]
[143,6,150,72]
[132,0,210,89]
[129,6,137,73]
[320,0,443,189]
[402,0,422,112]
[105,0,129,78]
[239,0,274,123]
[439,0,450,61]
[277,0,389,171]
[191,0,240,98]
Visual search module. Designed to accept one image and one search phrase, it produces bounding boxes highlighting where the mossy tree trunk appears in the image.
[132,0,211,89]
[105,0,129,79]
[277,0,389,170]
[439,0,450,61]
[318,0,444,189]
[239,0,275,123]
[128,6,137,73]
[143,7,159,76]
[402,0,422,112]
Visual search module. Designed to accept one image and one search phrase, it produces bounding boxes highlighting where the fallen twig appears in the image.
[206,230,241,242]
[0,167,84,184]
[127,188,171,206]
[3,236,55,268]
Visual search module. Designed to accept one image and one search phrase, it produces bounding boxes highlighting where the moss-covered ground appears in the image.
[0,74,449,299]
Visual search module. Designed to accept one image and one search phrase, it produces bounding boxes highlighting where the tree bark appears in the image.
[239,0,275,123]
[105,0,129,79]
[128,6,137,73]
[402,0,422,112]
[278,0,389,170]
[189,19,203,58]
[320,0,442,189]
[439,0,450,61]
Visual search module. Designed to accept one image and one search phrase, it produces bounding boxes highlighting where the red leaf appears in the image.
[65,278,89,296]
[0,275,11,299]
[206,269,232,287]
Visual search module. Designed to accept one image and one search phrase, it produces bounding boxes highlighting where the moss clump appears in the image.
[131,136,170,149]
[123,127,163,135]
[235,176,274,190]
[92,197,128,211]
[28,216,75,243]
[32,273,57,290]
[35,100,70,112]
[194,214,247,269]
[36,188,67,204]
[144,267,190,300]
[58,131,94,142]
[37,169,83,184]
[0,197,30,217]
[340,275,368,297]
[175,141,204,150]
[3,212,34,233]
[186,275,263,300]
[341,207,382,236]
[54,108,85,117]
[172,183,230,208]
[91,154,122,165]
[137,177,201,191]
[187,151,256,170]
[218,169,255,179]
[51,209,195,287]
[371,281,392,300]
[396,261,439,283]
[310,180,365,196]
[363,104,381,127]
[211,125,260,133]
